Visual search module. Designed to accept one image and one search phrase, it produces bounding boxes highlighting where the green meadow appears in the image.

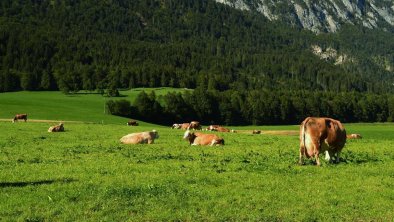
[0,91,393,221]
[0,88,189,124]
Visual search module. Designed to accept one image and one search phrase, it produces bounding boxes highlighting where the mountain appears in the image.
[0,0,393,94]
[215,0,394,33]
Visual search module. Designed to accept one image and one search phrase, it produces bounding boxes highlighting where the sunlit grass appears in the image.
[0,121,393,221]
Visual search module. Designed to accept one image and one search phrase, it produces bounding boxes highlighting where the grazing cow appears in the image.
[120,130,159,144]
[252,130,261,134]
[347,133,362,139]
[12,114,27,123]
[183,130,224,146]
[299,117,346,166]
[48,123,64,132]
[188,121,202,130]
[127,120,139,126]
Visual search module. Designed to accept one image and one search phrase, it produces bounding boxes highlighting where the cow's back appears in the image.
[194,134,220,145]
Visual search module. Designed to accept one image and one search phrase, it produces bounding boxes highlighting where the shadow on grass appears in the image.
[0,178,77,188]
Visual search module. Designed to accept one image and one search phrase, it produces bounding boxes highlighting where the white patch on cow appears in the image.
[183,130,190,139]
[210,139,217,146]
[325,150,331,161]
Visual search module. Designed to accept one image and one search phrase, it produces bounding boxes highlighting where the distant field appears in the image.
[0,121,393,221]
[0,88,189,125]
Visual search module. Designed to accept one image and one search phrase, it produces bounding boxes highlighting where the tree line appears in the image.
[107,89,394,125]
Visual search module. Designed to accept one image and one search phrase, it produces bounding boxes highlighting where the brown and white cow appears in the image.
[299,117,346,166]
[48,123,64,132]
[120,130,159,144]
[12,114,27,123]
[127,120,139,126]
[205,125,220,131]
[206,125,230,132]
[171,123,186,129]
[252,130,261,134]
[183,130,224,146]
[347,133,362,139]
[188,121,202,130]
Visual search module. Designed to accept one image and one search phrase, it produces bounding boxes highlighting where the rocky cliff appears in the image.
[215,0,394,33]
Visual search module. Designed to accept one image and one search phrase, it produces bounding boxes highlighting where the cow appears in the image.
[48,123,64,132]
[171,123,183,129]
[120,130,159,144]
[127,120,139,126]
[12,114,27,123]
[183,130,224,146]
[299,117,346,166]
[188,121,202,130]
[180,123,190,130]
[205,125,220,131]
[347,133,362,139]
[252,130,261,134]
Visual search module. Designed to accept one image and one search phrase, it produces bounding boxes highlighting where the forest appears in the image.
[1,0,394,124]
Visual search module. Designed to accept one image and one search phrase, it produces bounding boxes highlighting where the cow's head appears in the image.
[151,130,159,139]
[183,130,196,145]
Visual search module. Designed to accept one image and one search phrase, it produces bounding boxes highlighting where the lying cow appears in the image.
[347,133,362,139]
[299,117,346,166]
[205,125,220,131]
[120,130,159,144]
[48,123,64,132]
[127,120,139,126]
[206,125,230,132]
[12,114,27,123]
[171,123,183,129]
[183,130,224,146]
[252,130,261,134]
[187,121,202,130]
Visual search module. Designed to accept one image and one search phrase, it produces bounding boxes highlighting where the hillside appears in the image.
[0,0,393,94]
[216,0,394,33]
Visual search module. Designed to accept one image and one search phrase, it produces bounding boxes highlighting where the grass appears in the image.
[0,88,189,125]
[0,90,393,221]
[0,121,393,221]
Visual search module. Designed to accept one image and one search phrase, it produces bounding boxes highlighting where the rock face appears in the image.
[215,0,394,33]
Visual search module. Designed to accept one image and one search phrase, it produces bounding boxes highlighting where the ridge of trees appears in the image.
[107,89,394,125]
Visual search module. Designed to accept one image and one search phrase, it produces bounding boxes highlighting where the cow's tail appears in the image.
[300,118,310,157]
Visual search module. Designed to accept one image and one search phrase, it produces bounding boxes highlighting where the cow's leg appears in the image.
[335,151,340,163]
[314,142,321,166]
[299,146,305,165]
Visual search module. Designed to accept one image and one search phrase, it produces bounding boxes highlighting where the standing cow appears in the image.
[183,130,224,146]
[120,130,159,144]
[299,117,346,166]
[48,123,65,132]
[12,114,27,123]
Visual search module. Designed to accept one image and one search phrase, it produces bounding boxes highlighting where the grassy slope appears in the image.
[0,121,393,221]
[0,88,188,125]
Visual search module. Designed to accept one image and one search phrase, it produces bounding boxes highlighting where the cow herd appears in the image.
[10,114,362,166]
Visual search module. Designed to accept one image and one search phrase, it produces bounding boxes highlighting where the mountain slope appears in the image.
[216,0,394,33]
[0,0,393,94]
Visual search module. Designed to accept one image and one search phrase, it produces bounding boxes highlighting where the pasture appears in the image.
[0,87,188,124]
[0,121,393,221]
